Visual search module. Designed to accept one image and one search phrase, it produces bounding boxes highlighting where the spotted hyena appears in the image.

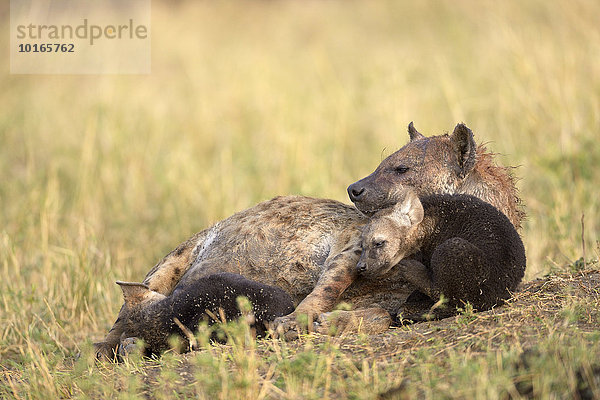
[96,123,524,359]
[358,188,526,320]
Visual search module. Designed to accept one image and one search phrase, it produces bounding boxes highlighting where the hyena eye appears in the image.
[394,166,409,174]
[373,239,386,248]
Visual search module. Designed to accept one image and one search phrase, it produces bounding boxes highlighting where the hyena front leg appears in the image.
[274,241,362,339]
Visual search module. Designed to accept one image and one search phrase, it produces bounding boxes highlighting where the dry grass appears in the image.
[1,0,599,398]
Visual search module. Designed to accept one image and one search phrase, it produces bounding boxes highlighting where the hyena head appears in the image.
[357,188,424,278]
[115,281,166,338]
[348,122,478,216]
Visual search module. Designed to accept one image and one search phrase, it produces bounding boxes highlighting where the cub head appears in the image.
[357,188,424,278]
[115,281,166,337]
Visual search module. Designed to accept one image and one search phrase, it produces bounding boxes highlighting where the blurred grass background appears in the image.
[0,0,599,395]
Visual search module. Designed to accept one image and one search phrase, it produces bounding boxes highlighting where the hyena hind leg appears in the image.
[430,237,490,309]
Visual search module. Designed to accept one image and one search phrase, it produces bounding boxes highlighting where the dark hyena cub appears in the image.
[358,188,526,318]
[116,272,294,356]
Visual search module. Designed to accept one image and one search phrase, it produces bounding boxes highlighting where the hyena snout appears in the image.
[347,181,366,202]
[348,174,400,215]
[356,251,383,277]
[356,258,367,274]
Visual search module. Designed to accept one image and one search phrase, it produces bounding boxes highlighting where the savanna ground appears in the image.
[1,1,599,398]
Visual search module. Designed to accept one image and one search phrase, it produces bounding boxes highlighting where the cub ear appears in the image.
[391,188,424,227]
[116,281,151,307]
[408,121,425,142]
[450,123,477,177]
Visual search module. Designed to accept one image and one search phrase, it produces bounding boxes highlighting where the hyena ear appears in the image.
[450,123,477,178]
[116,281,152,307]
[391,189,424,227]
[408,121,425,142]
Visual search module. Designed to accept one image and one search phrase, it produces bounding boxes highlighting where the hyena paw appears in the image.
[272,315,298,340]
[93,341,119,362]
[313,310,354,336]
[117,337,141,358]
[273,312,313,340]
[314,308,391,336]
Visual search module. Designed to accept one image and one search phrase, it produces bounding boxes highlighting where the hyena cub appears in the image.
[116,272,294,357]
[358,188,526,318]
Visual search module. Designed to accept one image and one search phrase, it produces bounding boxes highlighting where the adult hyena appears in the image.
[96,123,524,358]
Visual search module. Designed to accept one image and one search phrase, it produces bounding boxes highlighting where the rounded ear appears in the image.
[408,121,425,142]
[116,281,151,307]
[450,123,477,177]
[391,189,424,227]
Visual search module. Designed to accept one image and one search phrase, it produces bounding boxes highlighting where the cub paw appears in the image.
[117,337,142,358]
[93,341,121,362]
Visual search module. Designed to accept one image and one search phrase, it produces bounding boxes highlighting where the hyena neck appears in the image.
[458,145,524,230]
